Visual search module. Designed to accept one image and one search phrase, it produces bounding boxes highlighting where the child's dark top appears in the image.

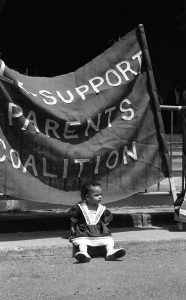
[68,204,113,239]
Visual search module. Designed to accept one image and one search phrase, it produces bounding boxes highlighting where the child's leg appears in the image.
[79,244,88,254]
[105,239,114,255]
[105,241,126,260]
[75,243,91,263]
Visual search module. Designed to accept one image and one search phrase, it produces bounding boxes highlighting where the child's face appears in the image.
[86,185,102,204]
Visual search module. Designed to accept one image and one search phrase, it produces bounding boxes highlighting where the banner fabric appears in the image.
[0,24,171,205]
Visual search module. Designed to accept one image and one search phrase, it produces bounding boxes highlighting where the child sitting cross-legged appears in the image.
[68,180,126,263]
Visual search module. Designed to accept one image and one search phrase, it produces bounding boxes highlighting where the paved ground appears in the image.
[0,223,186,259]
[1,237,186,299]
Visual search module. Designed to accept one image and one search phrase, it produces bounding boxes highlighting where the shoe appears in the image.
[75,252,91,263]
[106,248,126,261]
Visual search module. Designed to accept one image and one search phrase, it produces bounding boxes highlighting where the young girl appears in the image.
[68,180,126,263]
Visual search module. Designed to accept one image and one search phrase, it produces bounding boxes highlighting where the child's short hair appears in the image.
[80,180,101,200]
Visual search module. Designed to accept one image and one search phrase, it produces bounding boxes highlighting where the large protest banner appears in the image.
[0,24,171,205]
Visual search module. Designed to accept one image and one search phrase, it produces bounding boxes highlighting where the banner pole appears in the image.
[137,24,171,178]
[137,24,180,226]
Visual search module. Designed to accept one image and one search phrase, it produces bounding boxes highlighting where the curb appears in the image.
[0,244,72,260]
[1,231,186,260]
[0,210,175,233]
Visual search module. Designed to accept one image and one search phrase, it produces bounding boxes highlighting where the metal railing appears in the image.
[151,105,186,193]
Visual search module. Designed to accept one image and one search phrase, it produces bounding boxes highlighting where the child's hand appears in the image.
[70,227,75,235]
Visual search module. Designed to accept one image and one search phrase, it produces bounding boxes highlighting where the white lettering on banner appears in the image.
[106,150,119,169]
[88,76,104,94]
[75,85,89,100]
[1,51,141,182]
[0,138,6,162]
[132,51,142,73]
[22,154,38,176]
[64,121,80,139]
[105,106,117,128]
[116,61,138,81]
[18,81,37,97]
[16,52,142,105]
[43,157,57,178]
[56,90,74,104]
[8,100,134,139]
[94,155,101,174]
[105,69,122,86]
[8,103,23,125]
[22,110,40,133]
[85,115,101,136]
[123,142,137,164]
[39,90,57,105]
[0,139,138,177]
[10,149,21,168]
[45,119,60,138]
[75,159,90,177]
[120,99,135,121]
[63,159,68,178]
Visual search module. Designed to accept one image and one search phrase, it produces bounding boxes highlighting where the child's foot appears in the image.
[106,248,126,261]
[75,251,91,263]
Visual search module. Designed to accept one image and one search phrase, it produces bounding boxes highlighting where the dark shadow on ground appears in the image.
[0,223,183,243]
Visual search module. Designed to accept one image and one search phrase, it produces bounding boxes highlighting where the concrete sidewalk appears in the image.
[0,225,186,259]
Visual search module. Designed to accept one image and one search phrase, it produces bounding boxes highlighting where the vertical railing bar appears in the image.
[170,110,173,169]
[169,109,174,192]
[181,109,185,191]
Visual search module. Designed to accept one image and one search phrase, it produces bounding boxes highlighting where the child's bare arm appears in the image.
[103,209,113,225]
[70,220,76,235]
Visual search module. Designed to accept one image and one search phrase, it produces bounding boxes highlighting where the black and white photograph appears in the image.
[0,1,186,299]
